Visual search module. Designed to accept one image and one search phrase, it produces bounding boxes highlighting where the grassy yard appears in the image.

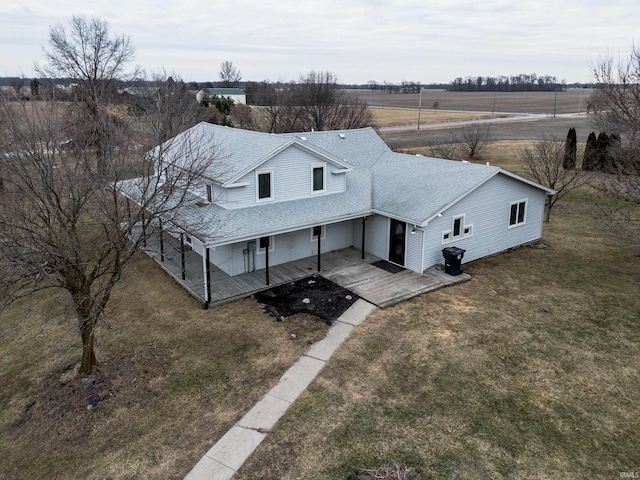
[231,147,640,478]
[235,192,640,478]
[0,256,327,479]
[370,107,496,129]
[1,141,639,479]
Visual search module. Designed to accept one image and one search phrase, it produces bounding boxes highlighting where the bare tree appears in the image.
[592,45,640,197]
[457,123,494,159]
[9,77,25,97]
[519,136,590,222]
[426,134,465,160]
[219,61,242,88]
[589,44,640,238]
[0,18,214,376]
[144,72,210,145]
[37,15,136,177]
[0,93,214,375]
[288,70,374,132]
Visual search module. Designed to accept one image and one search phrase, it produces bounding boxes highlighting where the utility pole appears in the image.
[417,88,423,131]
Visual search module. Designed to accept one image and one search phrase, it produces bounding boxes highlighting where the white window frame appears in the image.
[508,199,527,228]
[257,235,275,254]
[256,170,274,202]
[310,163,327,194]
[442,214,473,244]
[310,225,326,241]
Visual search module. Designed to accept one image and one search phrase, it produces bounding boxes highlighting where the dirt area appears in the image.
[254,275,358,325]
[11,345,168,448]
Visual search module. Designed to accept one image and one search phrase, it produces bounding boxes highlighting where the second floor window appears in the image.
[257,171,272,200]
[312,166,325,192]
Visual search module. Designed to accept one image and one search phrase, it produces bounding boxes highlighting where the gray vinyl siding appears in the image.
[225,145,347,208]
[218,220,354,276]
[364,214,389,260]
[211,244,232,275]
[352,217,364,250]
[405,228,423,273]
[210,184,228,204]
[421,174,546,270]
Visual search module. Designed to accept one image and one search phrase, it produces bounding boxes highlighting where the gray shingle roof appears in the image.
[137,124,552,246]
[372,152,501,225]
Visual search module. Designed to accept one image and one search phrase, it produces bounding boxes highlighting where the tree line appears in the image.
[449,73,566,92]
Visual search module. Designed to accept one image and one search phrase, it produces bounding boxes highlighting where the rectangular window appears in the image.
[509,200,527,227]
[312,165,325,193]
[206,184,212,202]
[453,217,462,237]
[257,171,273,201]
[257,235,274,253]
[442,214,472,244]
[310,225,326,241]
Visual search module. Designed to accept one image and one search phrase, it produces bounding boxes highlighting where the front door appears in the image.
[388,219,406,266]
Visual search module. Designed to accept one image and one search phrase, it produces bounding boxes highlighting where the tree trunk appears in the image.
[76,289,99,374]
[544,202,552,223]
[79,316,98,374]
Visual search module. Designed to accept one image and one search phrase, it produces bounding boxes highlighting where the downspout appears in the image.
[180,233,186,280]
[265,238,270,286]
[317,226,322,272]
[361,217,366,260]
[420,228,426,274]
[204,247,212,309]
[159,218,165,262]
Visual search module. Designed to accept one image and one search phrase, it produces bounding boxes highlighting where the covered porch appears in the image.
[142,227,469,308]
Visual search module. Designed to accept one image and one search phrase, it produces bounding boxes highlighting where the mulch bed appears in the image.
[254,275,358,325]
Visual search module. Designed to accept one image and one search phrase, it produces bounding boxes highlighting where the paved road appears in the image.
[378,112,552,133]
[380,113,595,149]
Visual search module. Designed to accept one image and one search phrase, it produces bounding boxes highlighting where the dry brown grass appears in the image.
[370,108,495,128]
[352,89,592,115]
[234,172,640,479]
[0,254,325,479]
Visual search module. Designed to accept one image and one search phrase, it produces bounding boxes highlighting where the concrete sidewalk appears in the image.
[184,299,377,480]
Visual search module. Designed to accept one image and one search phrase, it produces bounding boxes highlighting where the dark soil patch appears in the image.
[254,275,358,325]
[14,345,168,449]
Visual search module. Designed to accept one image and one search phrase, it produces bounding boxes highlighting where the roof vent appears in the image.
[462,160,470,164]
[486,162,490,166]
[339,133,345,139]
[300,136,307,141]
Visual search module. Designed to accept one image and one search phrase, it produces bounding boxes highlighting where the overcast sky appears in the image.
[1,0,638,85]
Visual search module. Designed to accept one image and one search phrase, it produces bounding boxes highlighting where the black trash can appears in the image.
[442,246,466,276]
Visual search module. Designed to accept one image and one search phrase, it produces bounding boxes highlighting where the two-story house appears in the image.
[120,122,553,307]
